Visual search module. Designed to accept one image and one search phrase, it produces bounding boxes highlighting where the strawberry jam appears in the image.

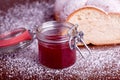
[37,21,76,69]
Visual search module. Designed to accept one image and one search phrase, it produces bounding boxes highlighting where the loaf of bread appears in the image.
[55,0,120,45]
[67,7,120,45]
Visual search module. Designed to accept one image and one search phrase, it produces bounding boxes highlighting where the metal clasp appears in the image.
[68,25,92,58]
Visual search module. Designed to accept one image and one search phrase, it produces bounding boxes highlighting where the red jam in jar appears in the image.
[36,21,76,69]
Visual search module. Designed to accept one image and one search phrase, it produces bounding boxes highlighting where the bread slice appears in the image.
[66,7,120,45]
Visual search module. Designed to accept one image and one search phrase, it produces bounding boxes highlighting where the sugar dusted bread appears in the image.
[67,7,120,45]
[55,0,120,45]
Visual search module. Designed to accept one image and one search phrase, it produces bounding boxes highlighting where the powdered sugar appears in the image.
[55,0,87,21]
[1,1,120,80]
[1,44,120,79]
[86,0,120,13]
[0,1,54,33]
[63,0,88,21]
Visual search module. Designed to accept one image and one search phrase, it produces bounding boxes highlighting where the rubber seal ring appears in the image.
[0,28,32,47]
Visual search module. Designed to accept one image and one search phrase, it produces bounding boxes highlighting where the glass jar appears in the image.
[36,21,77,69]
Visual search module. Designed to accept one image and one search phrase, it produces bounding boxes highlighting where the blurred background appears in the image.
[0,0,55,11]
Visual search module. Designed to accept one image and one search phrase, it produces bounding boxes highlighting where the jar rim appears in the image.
[36,21,75,43]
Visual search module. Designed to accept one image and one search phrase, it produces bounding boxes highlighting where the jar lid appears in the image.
[0,28,33,54]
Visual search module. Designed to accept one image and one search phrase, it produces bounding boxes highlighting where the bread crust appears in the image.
[66,6,108,21]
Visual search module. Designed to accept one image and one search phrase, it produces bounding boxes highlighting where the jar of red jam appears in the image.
[36,21,77,69]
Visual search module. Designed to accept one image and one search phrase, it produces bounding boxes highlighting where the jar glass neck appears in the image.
[36,21,74,43]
